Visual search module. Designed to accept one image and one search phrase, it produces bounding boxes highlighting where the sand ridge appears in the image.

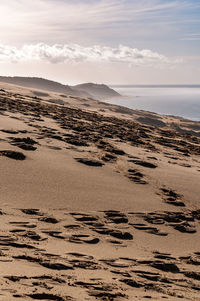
[0,85,200,300]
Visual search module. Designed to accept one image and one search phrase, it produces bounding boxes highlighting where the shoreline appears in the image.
[103,96,200,122]
[105,85,200,122]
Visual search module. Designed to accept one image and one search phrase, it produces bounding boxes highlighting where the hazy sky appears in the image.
[0,0,200,84]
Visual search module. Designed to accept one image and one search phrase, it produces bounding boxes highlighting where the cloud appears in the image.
[0,43,172,66]
[180,33,200,41]
[0,0,197,46]
[180,38,200,41]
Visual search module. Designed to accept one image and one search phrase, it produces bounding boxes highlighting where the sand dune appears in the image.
[0,84,200,300]
[0,76,120,100]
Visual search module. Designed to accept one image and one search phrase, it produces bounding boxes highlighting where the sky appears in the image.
[0,0,200,85]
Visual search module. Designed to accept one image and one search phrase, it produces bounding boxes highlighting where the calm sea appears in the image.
[106,86,200,121]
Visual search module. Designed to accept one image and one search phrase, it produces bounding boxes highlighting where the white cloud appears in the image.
[0,43,172,66]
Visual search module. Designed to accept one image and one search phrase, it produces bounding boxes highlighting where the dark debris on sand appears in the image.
[0,150,26,160]
[0,89,199,158]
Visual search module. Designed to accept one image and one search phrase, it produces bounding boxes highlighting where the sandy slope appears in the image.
[0,84,200,301]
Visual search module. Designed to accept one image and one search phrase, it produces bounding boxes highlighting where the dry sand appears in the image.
[0,83,200,300]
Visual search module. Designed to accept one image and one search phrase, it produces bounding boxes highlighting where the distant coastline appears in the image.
[105,85,200,121]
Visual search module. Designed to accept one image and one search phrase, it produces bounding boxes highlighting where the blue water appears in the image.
[106,86,200,121]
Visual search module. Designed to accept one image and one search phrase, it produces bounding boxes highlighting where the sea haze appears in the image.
[107,85,200,121]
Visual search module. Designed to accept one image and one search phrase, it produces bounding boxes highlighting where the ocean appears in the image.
[106,85,200,121]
